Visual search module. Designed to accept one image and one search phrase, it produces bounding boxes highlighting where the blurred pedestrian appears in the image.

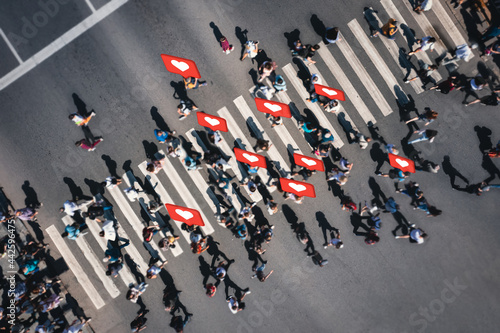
[146,258,167,279]
[126,282,149,303]
[258,61,278,82]
[154,129,176,144]
[408,129,438,144]
[227,289,251,313]
[324,229,343,249]
[75,138,103,151]
[409,36,436,55]
[273,75,287,92]
[68,111,96,126]
[299,44,320,65]
[130,312,147,332]
[241,40,259,61]
[184,77,207,90]
[395,226,427,244]
[220,36,234,54]
[414,0,433,13]
[405,108,438,126]
[177,99,198,120]
[373,18,398,39]
[324,27,341,44]
[251,263,273,282]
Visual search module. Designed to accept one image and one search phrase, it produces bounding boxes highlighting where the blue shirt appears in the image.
[301,122,316,133]
[154,129,168,142]
[385,198,398,213]
[65,225,80,240]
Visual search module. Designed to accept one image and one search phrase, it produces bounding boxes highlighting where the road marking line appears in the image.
[137,162,192,245]
[107,186,167,263]
[85,0,97,12]
[0,0,129,91]
[61,216,120,299]
[316,42,377,124]
[0,29,22,64]
[46,225,106,309]
[379,0,443,82]
[282,63,344,148]
[157,149,215,236]
[122,172,184,257]
[234,96,292,176]
[348,19,409,104]
[431,0,470,50]
[334,37,394,116]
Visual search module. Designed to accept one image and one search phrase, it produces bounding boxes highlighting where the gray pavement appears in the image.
[0,0,499,332]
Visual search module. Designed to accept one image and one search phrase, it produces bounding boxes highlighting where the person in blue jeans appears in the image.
[408,129,438,144]
[251,263,273,282]
[170,314,192,332]
[183,153,202,171]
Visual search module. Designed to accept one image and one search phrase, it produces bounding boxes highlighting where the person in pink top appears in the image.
[75,138,103,151]
[220,36,234,54]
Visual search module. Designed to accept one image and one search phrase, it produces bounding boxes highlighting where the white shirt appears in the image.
[102,220,116,241]
[421,36,435,51]
[228,297,239,314]
[410,229,424,244]
[63,322,85,333]
[357,133,369,149]
[63,200,79,216]
[215,267,226,280]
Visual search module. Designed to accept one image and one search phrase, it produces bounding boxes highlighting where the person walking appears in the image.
[142,225,161,243]
[251,263,273,282]
[75,138,103,151]
[61,223,85,240]
[170,314,192,333]
[258,61,278,82]
[15,207,38,222]
[373,18,398,39]
[429,75,459,94]
[298,44,320,65]
[146,156,166,174]
[324,27,341,44]
[106,260,124,278]
[126,282,149,303]
[377,168,410,182]
[408,36,436,55]
[254,138,272,152]
[405,108,438,126]
[184,77,207,90]
[459,76,487,104]
[324,229,343,249]
[395,226,427,244]
[414,0,433,13]
[146,258,167,279]
[405,63,438,88]
[408,129,438,144]
[241,40,259,61]
[154,129,176,144]
[68,111,96,127]
[226,290,251,314]
[220,36,234,54]
[177,99,199,120]
[130,311,148,332]
[273,75,287,92]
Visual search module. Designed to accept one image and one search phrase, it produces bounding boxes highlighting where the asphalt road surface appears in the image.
[0,0,499,332]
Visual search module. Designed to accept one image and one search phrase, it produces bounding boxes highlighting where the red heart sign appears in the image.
[233,148,267,168]
[388,153,415,173]
[196,112,228,132]
[280,178,316,198]
[165,204,205,226]
[293,153,325,172]
[160,54,201,78]
[254,98,292,118]
[314,84,345,101]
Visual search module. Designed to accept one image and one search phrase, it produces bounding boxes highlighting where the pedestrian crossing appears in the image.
[46,0,473,309]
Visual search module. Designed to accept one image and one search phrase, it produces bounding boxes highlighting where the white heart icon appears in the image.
[322,88,337,96]
[175,209,193,220]
[289,183,306,192]
[243,153,259,163]
[301,158,317,166]
[204,116,220,126]
[395,158,409,168]
[264,103,282,112]
[171,60,189,72]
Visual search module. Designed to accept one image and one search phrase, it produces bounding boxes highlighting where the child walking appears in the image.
[220,36,234,54]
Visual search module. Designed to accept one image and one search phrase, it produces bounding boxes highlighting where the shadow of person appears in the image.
[350,212,370,236]
[206,236,232,267]
[363,7,380,36]
[367,122,387,145]
[170,81,188,101]
[477,61,498,88]
[124,254,144,284]
[253,49,271,68]
[72,93,91,117]
[474,125,493,153]
[22,181,42,209]
[284,29,301,50]
[101,155,118,178]
[400,23,417,51]
[315,212,335,244]
[151,106,173,132]
[337,112,354,142]
[198,255,212,287]
[481,154,500,183]
[370,143,388,173]
[368,177,387,208]
[210,22,223,43]
[235,26,248,45]
[442,155,470,187]
[399,48,414,80]
[84,178,105,196]
[249,68,259,86]
[63,177,92,201]
[310,14,326,39]
[142,140,159,160]
[223,275,248,300]
[123,160,133,174]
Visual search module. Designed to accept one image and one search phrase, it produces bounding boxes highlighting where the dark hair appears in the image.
[264,62,273,70]
[106,270,111,276]
[249,186,257,192]
[220,36,226,42]
[185,160,192,167]
[239,302,246,310]
[325,27,339,40]
[277,78,283,84]
[425,130,438,138]
[208,134,215,144]
[426,109,438,119]
[146,163,155,172]
[428,37,436,43]
[75,140,83,146]
[99,231,105,237]
[61,232,68,238]
[68,114,75,119]
[429,65,438,71]
[312,44,320,50]
[126,289,133,299]
[474,76,486,86]
[428,206,442,216]
[403,171,411,176]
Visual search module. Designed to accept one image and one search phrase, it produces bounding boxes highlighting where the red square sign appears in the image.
[196,112,228,132]
[160,54,201,78]
[293,153,325,172]
[314,84,345,101]
[388,153,415,173]
[254,98,292,118]
[233,148,267,169]
[165,204,205,226]
[279,178,316,198]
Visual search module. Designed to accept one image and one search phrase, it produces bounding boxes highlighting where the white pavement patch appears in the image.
[234,96,292,176]
[0,0,129,91]
[348,19,409,104]
[122,172,184,257]
[157,149,215,236]
[317,41,378,124]
[107,186,167,263]
[282,64,345,148]
[137,163,192,245]
[61,216,121,299]
[333,36,394,116]
[379,0,443,82]
[46,225,106,309]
